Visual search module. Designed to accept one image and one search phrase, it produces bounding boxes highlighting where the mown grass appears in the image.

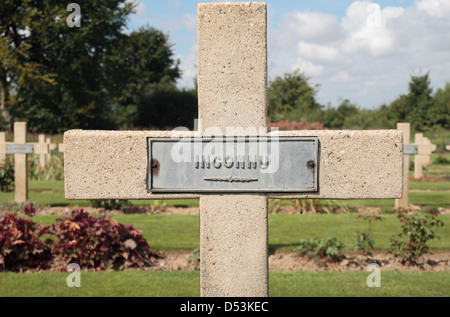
[267,214,450,251]
[0,163,448,298]
[1,271,449,297]
[0,177,448,210]
[0,271,200,297]
[269,271,450,297]
[32,213,450,252]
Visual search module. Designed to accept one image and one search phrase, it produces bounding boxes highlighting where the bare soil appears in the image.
[147,249,450,272]
[31,204,450,272]
[35,204,450,216]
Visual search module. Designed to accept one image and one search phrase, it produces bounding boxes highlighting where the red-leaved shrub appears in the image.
[49,209,159,270]
[0,213,52,272]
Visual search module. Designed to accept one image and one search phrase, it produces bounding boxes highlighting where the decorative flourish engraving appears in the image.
[203,176,258,183]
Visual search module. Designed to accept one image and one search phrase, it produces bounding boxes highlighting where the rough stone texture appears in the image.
[200,195,268,297]
[14,122,28,203]
[64,130,199,200]
[64,129,403,200]
[272,130,403,199]
[197,2,269,298]
[395,123,410,209]
[197,2,267,134]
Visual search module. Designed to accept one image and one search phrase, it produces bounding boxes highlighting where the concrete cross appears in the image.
[413,133,436,179]
[64,2,403,297]
[0,122,49,203]
[38,134,47,167]
[395,123,415,209]
[47,137,58,164]
[0,132,6,166]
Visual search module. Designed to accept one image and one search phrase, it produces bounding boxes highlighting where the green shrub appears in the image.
[90,199,130,211]
[298,237,347,262]
[355,215,384,257]
[28,154,64,181]
[390,208,444,265]
[0,157,14,192]
[187,248,200,270]
[433,155,450,165]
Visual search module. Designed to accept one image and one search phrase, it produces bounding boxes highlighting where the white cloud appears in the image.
[297,41,340,64]
[280,11,342,43]
[133,1,147,17]
[416,0,450,18]
[177,43,197,89]
[267,0,450,109]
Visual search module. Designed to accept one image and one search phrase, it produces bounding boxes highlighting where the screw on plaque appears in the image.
[152,159,160,176]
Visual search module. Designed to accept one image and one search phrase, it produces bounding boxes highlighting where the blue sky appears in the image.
[126,0,450,110]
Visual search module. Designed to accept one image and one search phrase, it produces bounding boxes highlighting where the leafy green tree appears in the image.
[406,73,433,131]
[135,83,198,130]
[268,70,323,123]
[369,104,398,129]
[379,73,443,131]
[431,83,450,129]
[1,0,135,132]
[0,0,59,128]
[105,26,181,128]
[323,99,367,129]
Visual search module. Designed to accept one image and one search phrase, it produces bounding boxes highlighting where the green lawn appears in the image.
[1,172,449,298]
[1,271,449,297]
[0,177,448,210]
[32,213,450,252]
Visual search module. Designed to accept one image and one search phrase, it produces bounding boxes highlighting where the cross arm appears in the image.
[64,129,403,200]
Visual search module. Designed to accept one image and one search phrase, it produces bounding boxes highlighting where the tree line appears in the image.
[1,0,197,133]
[268,70,450,133]
[1,1,448,134]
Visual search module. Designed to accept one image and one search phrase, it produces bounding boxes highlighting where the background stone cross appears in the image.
[0,122,49,203]
[413,133,437,179]
[64,2,403,297]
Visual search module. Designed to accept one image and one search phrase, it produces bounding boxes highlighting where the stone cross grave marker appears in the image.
[38,134,46,167]
[0,132,6,166]
[395,123,417,209]
[64,2,403,297]
[413,133,436,179]
[47,137,58,164]
[0,122,49,203]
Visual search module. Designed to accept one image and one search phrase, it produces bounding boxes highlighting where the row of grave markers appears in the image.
[0,122,440,207]
[0,131,64,168]
[0,122,64,203]
[395,122,438,209]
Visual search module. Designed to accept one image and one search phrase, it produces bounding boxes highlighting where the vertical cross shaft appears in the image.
[197,2,269,297]
[14,122,28,203]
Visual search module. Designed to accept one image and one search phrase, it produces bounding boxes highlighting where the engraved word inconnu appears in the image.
[194,155,270,170]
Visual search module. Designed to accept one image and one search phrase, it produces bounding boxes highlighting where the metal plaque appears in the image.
[6,144,34,154]
[403,145,418,155]
[148,137,318,193]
